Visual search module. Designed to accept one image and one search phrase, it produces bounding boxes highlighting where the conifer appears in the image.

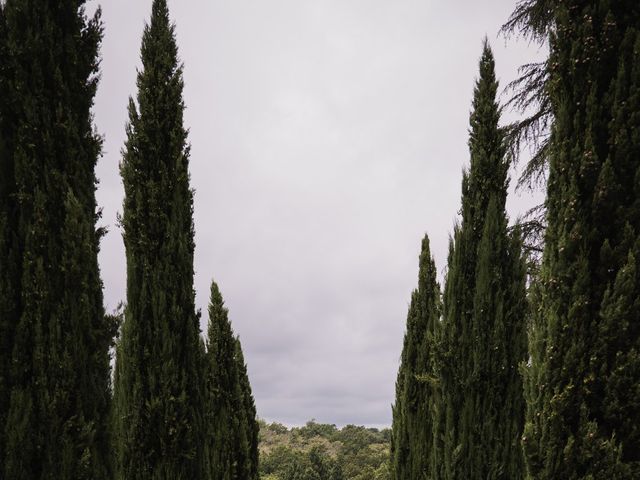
[234,337,260,480]
[511,2,640,477]
[391,234,441,480]
[205,281,239,480]
[204,280,259,480]
[0,1,112,478]
[112,1,205,477]
[440,41,527,480]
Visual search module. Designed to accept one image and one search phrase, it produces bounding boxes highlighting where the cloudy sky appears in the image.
[94,0,544,428]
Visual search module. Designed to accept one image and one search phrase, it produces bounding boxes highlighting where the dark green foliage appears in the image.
[514,2,640,477]
[391,234,441,480]
[204,280,259,480]
[439,41,528,480]
[112,1,205,477]
[0,2,12,469]
[205,281,237,480]
[235,337,260,480]
[0,1,113,478]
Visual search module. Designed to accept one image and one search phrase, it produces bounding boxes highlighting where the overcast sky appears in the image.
[93,0,544,428]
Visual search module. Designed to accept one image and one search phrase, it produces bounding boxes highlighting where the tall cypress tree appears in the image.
[391,234,441,480]
[510,1,640,477]
[440,41,527,480]
[0,1,112,478]
[204,280,259,480]
[112,1,205,477]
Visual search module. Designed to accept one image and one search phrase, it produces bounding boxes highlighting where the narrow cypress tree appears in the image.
[205,281,239,480]
[204,280,259,480]
[113,1,205,477]
[234,337,260,480]
[391,234,441,480]
[440,41,527,480]
[511,2,640,477]
[0,1,112,478]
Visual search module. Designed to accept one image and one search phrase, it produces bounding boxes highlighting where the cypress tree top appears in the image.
[464,40,509,232]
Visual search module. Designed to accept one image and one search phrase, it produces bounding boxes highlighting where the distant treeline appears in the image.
[259,420,390,480]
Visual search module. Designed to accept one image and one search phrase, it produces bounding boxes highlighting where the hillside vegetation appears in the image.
[259,420,390,480]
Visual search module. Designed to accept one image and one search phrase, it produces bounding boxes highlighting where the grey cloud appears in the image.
[94,0,545,427]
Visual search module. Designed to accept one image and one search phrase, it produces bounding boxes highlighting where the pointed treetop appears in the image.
[150,0,171,32]
[418,234,437,287]
[206,279,235,362]
[477,37,497,88]
[141,0,179,78]
[207,280,228,325]
[209,279,224,307]
[470,39,501,150]
[462,39,509,234]
[152,0,169,16]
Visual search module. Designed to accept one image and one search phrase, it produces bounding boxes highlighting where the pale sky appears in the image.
[93,0,544,428]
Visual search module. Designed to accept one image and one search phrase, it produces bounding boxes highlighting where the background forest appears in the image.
[258,421,390,480]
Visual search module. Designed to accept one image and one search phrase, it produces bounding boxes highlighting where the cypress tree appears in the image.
[0,1,113,478]
[391,234,441,480]
[204,280,259,480]
[205,281,239,480]
[439,41,527,480]
[112,1,205,477]
[234,336,260,480]
[510,1,640,477]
